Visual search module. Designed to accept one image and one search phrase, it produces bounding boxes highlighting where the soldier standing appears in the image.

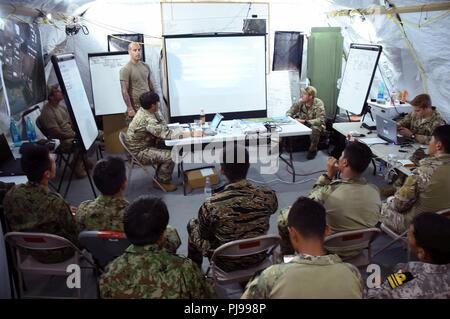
[77,156,181,253]
[242,197,363,299]
[187,145,278,272]
[126,92,183,192]
[99,196,214,299]
[366,212,450,299]
[286,86,326,160]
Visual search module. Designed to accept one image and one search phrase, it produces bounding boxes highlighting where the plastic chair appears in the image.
[208,234,280,285]
[118,131,166,192]
[4,232,95,299]
[324,228,381,267]
[78,231,130,269]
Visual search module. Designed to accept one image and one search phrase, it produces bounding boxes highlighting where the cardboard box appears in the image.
[185,167,219,189]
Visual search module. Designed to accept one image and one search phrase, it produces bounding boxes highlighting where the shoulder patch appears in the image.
[387,271,414,289]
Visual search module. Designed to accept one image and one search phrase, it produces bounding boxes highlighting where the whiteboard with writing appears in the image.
[337,44,382,115]
[88,52,129,116]
[52,54,98,152]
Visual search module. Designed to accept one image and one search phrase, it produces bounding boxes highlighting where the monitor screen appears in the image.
[210,113,224,130]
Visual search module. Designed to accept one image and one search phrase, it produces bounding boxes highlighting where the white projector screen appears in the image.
[165,34,267,120]
[89,52,129,116]
[337,44,382,115]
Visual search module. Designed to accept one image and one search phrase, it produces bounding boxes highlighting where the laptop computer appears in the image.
[203,113,224,136]
[0,134,24,177]
[375,115,412,145]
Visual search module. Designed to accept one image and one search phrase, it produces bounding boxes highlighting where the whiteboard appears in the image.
[88,52,129,116]
[337,44,382,115]
[52,54,98,152]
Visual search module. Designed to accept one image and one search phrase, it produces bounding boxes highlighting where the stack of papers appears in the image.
[358,137,387,145]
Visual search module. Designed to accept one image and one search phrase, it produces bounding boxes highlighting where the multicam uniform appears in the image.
[187,180,278,272]
[365,261,450,299]
[286,98,326,151]
[241,254,363,299]
[3,182,79,263]
[99,244,215,299]
[396,108,446,144]
[381,154,450,234]
[126,108,183,183]
[278,175,381,256]
[76,195,181,253]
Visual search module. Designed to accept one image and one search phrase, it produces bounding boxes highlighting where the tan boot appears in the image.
[153,180,177,192]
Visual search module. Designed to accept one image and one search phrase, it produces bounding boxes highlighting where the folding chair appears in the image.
[208,234,280,286]
[78,231,130,269]
[4,232,96,299]
[324,228,381,267]
[118,131,166,192]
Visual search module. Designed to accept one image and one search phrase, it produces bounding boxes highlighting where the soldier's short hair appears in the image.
[220,144,250,182]
[432,124,450,153]
[287,197,326,239]
[124,196,169,245]
[342,141,373,174]
[128,41,140,51]
[47,84,60,100]
[410,94,432,109]
[93,156,126,196]
[139,92,160,110]
[412,212,450,264]
[301,86,317,99]
[20,144,52,183]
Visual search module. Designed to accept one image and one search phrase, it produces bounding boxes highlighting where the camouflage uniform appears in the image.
[286,98,326,151]
[3,182,79,263]
[99,244,215,299]
[380,153,450,234]
[241,254,363,299]
[76,195,181,253]
[365,261,450,299]
[396,108,445,144]
[278,175,381,256]
[126,108,183,183]
[187,180,278,272]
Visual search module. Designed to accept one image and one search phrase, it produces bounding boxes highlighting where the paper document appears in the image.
[200,168,214,177]
[358,137,387,145]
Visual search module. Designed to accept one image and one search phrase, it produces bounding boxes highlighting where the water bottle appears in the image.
[9,118,22,147]
[377,82,385,104]
[25,117,37,142]
[199,109,206,125]
[204,176,212,198]
[377,160,385,177]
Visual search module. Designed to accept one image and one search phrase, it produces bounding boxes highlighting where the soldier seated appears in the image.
[187,144,278,272]
[76,156,181,253]
[99,195,214,299]
[380,125,450,234]
[286,86,326,160]
[126,92,184,192]
[366,212,450,299]
[3,144,79,263]
[278,141,381,258]
[242,197,363,299]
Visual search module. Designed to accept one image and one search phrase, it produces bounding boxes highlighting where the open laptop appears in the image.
[0,134,24,177]
[375,114,412,145]
[203,113,224,136]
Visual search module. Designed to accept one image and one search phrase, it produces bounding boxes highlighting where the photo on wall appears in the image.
[0,18,46,116]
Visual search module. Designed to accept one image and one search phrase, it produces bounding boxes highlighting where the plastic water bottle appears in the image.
[25,117,37,142]
[199,109,206,125]
[377,160,385,177]
[204,176,212,198]
[9,118,22,147]
[377,82,385,104]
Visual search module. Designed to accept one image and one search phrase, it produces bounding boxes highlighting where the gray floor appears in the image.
[20,147,410,298]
